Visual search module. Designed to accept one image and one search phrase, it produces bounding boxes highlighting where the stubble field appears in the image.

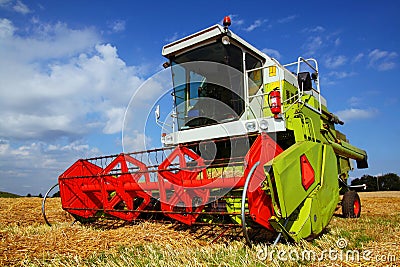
[0,191,399,266]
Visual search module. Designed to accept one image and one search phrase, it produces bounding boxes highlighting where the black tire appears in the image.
[342,191,361,218]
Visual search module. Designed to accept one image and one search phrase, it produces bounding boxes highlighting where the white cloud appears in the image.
[0,20,100,62]
[323,70,356,86]
[108,20,125,33]
[262,48,281,60]
[103,107,125,134]
[0,140,10,155]
[336,108,378,122]
[353,53,364,63]
[368,49,397,71]
[123,131,152,152]
[303,36,322,54]
[278,15,297,24]
[13,0,29,14]
[0,19,147,141]
[0,139,100,195]
[244,19,266,32]
[165,32,179,42]
[232,17,244,26]
[302,26,325,33]
[376,61,396,70]
[348,96,362,107]
[0,0,30,14]
[327,70,356,79]
[0,18,170,195]
[0,18,15,37]
[0,0,12,5]
[324,55,347,68]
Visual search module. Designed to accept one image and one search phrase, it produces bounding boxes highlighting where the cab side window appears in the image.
[246,53,263,96]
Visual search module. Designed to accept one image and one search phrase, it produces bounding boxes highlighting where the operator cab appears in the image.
[163,24,265,131]
[161,17,325,146]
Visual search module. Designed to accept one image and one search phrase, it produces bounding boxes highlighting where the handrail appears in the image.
[245,57,323,119]
[283,57,318,73]
[245,63,283,119]
[297,113,317,141]
[284,57,322,114]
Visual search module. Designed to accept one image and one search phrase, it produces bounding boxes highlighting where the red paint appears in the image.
[59,133,283,229]
[300,154,315,190]
[269,89,281,118]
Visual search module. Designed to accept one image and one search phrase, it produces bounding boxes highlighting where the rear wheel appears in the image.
[342,191,361,218]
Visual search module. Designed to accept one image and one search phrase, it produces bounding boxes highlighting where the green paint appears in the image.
[265,143,340,241]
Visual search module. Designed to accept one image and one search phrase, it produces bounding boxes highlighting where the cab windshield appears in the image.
[171,41,244,130]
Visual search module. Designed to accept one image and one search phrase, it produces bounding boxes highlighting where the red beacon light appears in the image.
[223,16,231,27]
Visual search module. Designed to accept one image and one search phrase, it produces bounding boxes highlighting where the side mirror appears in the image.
[162,62,170,68]
[155,105,160,121]
[297,72,312,91]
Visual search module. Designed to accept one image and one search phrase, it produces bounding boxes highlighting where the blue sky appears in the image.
[0,0,399,195]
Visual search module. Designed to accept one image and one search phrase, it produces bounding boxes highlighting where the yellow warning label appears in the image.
[269,66,276,77]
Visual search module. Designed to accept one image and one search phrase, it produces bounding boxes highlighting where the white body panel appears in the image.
[162,118,285,146]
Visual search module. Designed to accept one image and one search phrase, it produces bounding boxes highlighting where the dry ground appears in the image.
[0,198,203,266]
[0,193,399,266]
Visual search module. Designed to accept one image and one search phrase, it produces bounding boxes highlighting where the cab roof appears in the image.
[162,24,269,61]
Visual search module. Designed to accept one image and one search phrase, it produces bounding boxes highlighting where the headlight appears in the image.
[245,121,256,132]
[164,134,173,144]
[260,119,268,131]
[222,36,230,45]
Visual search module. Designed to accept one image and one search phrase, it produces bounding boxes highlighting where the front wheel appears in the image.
[342,191,361,218]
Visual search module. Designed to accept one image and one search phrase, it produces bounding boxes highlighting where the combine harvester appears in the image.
[43,17,368,245]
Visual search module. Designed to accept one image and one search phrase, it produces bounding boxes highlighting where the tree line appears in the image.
[351,173,400,191]
[26,191,60,198]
